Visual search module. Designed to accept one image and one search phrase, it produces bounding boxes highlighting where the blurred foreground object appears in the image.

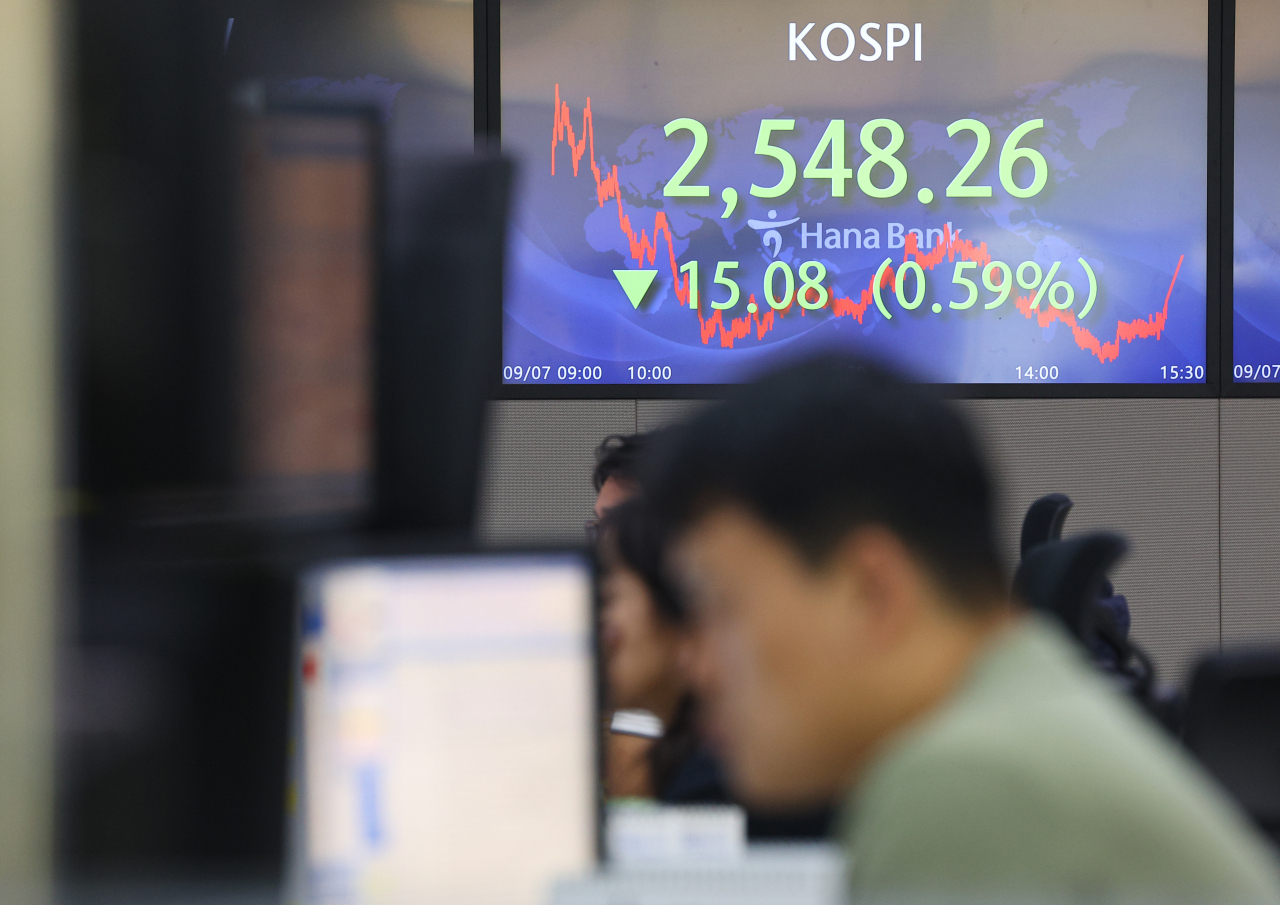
[1185,650,1280,847]
[67,110,513,879]
[234,110,510,529]
[236,107,378,517]
[64,0,483,892]
[0,0,59,894]
[374,154,509,533]
[605,804,744,866]
[551,843,844,905]
[610,710,664,739]
[289,553,596,905]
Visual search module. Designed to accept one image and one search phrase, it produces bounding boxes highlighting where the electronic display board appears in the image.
[500,0,1209,388]
[1231,1,1280,384]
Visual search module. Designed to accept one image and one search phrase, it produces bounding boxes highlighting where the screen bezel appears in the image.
[482,0,1227,400]
[1219,0,1280,398]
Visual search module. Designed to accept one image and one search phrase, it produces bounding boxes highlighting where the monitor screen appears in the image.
[1231,1,1280,384]
[236,108,377,517]
[295,554,596,905]
[501,0,1208,387]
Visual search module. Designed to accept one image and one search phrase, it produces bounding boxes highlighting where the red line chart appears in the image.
[1013,255,1181,364]
[551,85,1181,363]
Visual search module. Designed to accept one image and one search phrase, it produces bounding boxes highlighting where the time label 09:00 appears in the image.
[503,365,604,382]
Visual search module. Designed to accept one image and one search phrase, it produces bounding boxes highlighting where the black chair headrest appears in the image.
[1013,532,1128,640]
[1020,493,1074,558]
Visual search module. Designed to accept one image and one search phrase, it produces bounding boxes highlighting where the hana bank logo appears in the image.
[748,209,799,258]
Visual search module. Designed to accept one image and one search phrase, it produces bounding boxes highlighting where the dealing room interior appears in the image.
[3,1,1280,904]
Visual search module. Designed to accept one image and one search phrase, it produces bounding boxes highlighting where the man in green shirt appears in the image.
[643,355,1280,901]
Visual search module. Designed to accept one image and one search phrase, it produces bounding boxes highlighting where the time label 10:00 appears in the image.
[663,116,1048,213]
[681,256,1097,320]
[501,365,670,382]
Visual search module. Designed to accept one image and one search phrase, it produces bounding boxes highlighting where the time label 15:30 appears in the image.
[663,115,1050,216]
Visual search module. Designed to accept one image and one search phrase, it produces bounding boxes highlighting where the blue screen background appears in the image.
[501,2,1208,386]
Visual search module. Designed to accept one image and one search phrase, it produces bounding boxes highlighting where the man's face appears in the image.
[673,505,913,808]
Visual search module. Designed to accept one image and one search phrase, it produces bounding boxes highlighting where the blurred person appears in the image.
[593,432,647,521]
[644,355,1280,899]
[599,499,834,836]
[591,432,657,798]
[598,499,721,801]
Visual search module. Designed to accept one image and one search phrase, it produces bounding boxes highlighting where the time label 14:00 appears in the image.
[679,256,1098,320]
[664,116,1049,215]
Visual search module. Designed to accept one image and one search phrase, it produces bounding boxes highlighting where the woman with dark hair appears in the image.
[597,498,724,802]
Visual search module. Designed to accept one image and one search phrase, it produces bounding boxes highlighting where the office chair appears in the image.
[1184,651,1280,847]
[1013,532,1152,690]
[1019,495,1133,666]
[1013,532,1184,732]
[1020,492,1074,557]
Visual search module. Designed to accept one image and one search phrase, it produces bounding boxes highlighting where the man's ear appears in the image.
[831,526,923,650]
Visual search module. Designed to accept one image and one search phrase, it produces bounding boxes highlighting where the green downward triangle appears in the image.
[614,269,658,309]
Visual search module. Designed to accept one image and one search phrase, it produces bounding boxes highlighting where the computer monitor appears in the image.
[290,552,597,905]
[232,107,512,531]
[375,155,512,533]
[235,104,380,517]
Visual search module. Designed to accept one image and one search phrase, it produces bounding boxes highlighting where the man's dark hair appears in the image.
[593,432,648,492]
[643,355,1005,607]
